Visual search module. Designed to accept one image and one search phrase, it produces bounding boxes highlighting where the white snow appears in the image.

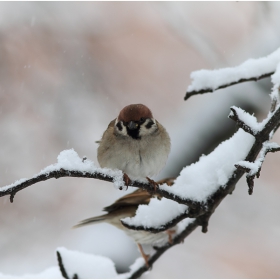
[161,129,255,202]
[57,247,118,279]
[117,258,146,279]
[0,267,61,279]
[270,61,280,103]
[0,149,125,192]
[123,129,255,230]
[236,160,259,175]
[0,178,28,193]
[176,218,196,235]
[122,196,188,228]
[187,47,280,93]
[229,106,263,133]
[237,141,280,176]
[0,250,149,279]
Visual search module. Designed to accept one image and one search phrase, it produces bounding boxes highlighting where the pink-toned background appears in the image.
[0,2,280,278]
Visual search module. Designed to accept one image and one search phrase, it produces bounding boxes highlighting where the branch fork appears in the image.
[235,142,280,194]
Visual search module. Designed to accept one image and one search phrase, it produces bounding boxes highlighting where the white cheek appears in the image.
[139,119,157,136]
[116,124,128,136]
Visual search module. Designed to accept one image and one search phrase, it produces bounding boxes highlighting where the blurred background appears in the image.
[0,2,280,278]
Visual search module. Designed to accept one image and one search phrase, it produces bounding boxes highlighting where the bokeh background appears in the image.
[0,2,280,278]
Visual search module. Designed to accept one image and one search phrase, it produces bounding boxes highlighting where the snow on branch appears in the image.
[2,54,280,280]
[233,62,280,194]
[236,142,280,195]
[0,149,211,208]
[270,62,280,113]
[56,247,121,279]
[122,129,254,232]
[185,47,280,100]
[228,107,260,136]
[0,149,127,202]
[122,82,280,234]
[55,247,157,279]
[121,78,280,277]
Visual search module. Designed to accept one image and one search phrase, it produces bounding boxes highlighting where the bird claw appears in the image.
[137,244,150,268]
[122,173,131,190]
[166,229,176,244]
[146,177,159,192]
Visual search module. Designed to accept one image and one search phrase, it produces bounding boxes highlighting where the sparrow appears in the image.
[97,104,171,187]
[74,179,176,267]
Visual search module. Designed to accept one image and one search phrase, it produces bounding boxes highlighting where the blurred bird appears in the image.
[74,179,176,267]
[97,104,171,187]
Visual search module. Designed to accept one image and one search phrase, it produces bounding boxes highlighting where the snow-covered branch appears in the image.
[119,61,280,277]
[0,150,204,208]
[2,51,280,279]
[236,142,280,195]
[121,63,280,237]
[56,251,78,279]
[185,47,280,100]
[0,150,127,202]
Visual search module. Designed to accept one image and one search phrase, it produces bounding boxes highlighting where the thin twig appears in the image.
[56,251,79,279]
[235,143,280,194]
[123,101,280,277]
[128,219,199,279]
[57,251,70,279]
[184,72,274,100]
[228,108,257,136]
[0,168,202,210]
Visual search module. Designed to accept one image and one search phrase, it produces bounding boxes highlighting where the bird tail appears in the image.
[72,214,107,229]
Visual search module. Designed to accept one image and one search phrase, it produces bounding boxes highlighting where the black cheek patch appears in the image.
[116,121,123,131]
[145,120,154,129]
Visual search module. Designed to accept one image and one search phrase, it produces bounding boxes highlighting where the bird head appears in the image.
[115,104,157,139]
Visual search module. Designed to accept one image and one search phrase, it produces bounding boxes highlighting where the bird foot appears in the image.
[122,173,131,190]
[137,244,150,268]
[146,177,159,192]
[166,229,176,244]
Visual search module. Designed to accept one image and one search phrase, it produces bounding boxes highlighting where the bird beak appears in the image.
[128,121,138,130]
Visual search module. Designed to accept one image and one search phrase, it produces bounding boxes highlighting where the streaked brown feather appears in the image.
[103,189,152,212]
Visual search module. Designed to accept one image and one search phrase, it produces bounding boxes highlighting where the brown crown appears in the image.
[118,104,153,122]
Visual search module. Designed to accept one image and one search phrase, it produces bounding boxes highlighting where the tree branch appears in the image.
[56,251,79,279]
[2,51,280,279]
[184,71,274,100]
[125,103,280,278]
[0,169,120,203]
[1,102,280,236]
[128,218,199,279]
[235,142,280,194]
[228,107,257,136]
[122,103,280,233]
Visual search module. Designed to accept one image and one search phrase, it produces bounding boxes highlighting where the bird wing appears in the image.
[103,189,152,213]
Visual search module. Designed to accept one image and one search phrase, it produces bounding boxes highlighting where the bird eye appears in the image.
[140,117,145,122]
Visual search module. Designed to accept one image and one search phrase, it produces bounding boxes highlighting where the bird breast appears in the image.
[97,122,170,180]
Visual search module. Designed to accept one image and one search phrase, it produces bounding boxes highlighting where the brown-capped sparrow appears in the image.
[74,179,176,267]
[97,104,171,187]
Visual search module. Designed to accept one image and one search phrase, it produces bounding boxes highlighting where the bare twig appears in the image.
[184,71,274,100]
